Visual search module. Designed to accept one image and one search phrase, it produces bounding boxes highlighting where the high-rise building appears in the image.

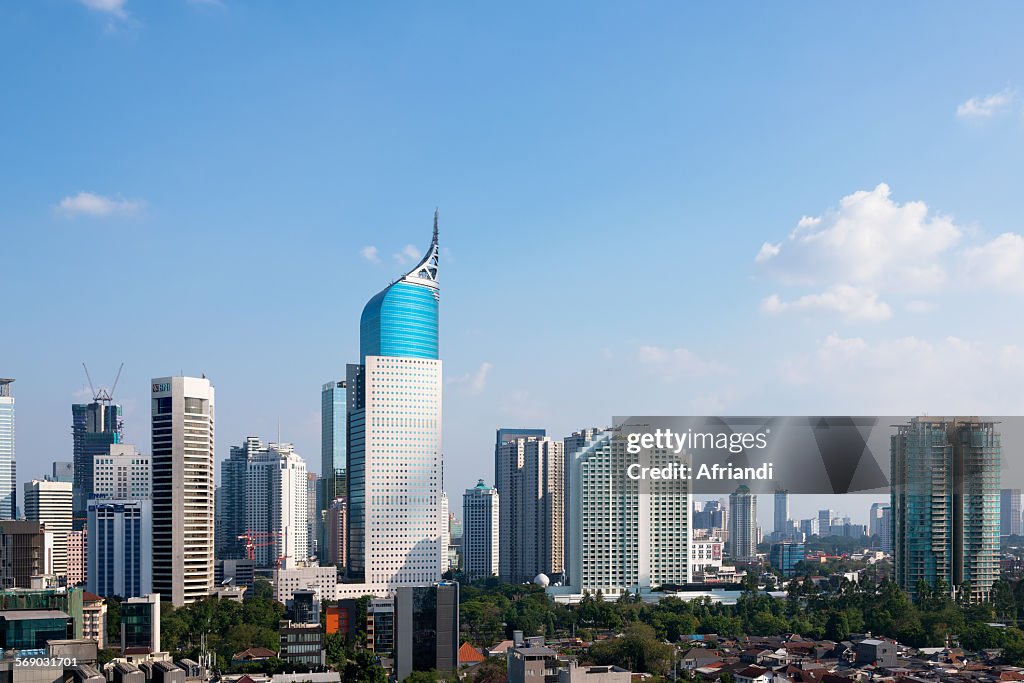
[1001,489,1022,538]
[216,437,255,560]
[151,375,215,606]
[799,518,819,538]
[242,440,309,567]
[439,492,450,576]
[562,432,690,598]
[72,400,124,523]
[92,444,151,499]
[892,417,1000,602]
[67,529,86,587]
[345,216,443,593]
[0,520,46,588]
[52,462,73,483]
[495,433,564,583]
[774,490,789,537]
[320,380,347,510]
[728,485,757,561]
[879,505,893,553]
[562,428,602,580]
[307,472,319,560]
[87,498,152,598]
[326,498,347,567]
[24,480,73,579]
[462,480,499,580]
[817,509,836,537]
[0,379,15,520]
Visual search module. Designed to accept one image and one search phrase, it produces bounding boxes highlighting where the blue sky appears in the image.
[2,1,1023,528]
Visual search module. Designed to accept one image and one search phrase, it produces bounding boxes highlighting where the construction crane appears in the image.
[82,362,124,404]
[237,531,285,567]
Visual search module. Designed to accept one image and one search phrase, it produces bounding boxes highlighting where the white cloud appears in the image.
[498,389,549,423]
[56,191,143,218]
[779,333,1024,414]
[961,233,1024,293]
[636,345,731,380]
[448,362,493,395]
[393,244,422,265]
[360,246,381,264]
[761,284,892,322]
[755,242,780,263]
[956,89,1014,119]
[756,183,961,292]
[77,0,128,18]
[904,300,936,314]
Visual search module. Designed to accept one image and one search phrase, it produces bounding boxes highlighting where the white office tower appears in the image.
[0,379,15,520]
[462,480,499,580]
[24,479,73,579]
[439,492,450,575]
[345,217,443,594]
[151,375,215,606]
[728,485,758,561]
[559,431,690,600]
[244,441,309,567]
[879,505,893,553]
[93,444,151,499]
[562,428,604,581]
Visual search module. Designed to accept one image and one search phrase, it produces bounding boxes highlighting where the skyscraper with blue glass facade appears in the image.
[345,213,443,592]
[320,380,347,561]
[891,417,1001,602]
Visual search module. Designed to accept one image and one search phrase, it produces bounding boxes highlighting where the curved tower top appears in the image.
[359,211,441,362]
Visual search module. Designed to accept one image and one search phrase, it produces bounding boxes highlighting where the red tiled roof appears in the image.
[459,642,485,664]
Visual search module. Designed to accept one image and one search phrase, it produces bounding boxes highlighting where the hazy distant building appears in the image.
[817,509,836,537]
[462,480,499,580]
[52,462,74,484]
[1002,489,1022,538]
[892,417,1000,601]
[495,432,563,583]
[24,479,73,579]
[728,486,757,561]
[151,375,215,606]
[0,379,15,520]
[774,490,789,537]
[799,518,819,538]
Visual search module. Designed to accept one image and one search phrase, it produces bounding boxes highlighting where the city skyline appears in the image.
[4,3,1024,530]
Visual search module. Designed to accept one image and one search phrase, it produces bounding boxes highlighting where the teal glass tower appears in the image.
[891,417,1001,602]
[346,212,442,590]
